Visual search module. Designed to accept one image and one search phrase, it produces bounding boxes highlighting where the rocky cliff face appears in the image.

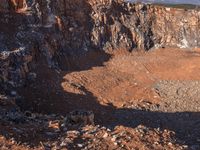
[91,1,200,50]
[0,0,200,92]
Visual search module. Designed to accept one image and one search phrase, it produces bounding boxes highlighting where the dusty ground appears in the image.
[1,48,200,149]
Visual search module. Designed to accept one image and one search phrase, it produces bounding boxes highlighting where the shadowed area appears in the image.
[11,48,200,148]
[0,0,200,149]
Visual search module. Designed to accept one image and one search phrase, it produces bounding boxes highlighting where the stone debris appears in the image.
[0,0,200,149]
[64,110,95,127]
[0,95,185,149]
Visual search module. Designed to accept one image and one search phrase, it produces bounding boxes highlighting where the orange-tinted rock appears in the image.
[0,0,27,12]
[0,0,200,89]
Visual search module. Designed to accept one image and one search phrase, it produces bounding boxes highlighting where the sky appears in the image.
[126,0,200,5]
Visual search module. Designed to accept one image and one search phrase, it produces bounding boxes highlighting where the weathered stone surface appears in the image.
[64,110,95,126]
[0,0,27,11]
[90,1,200,50]
[0,0,200,91]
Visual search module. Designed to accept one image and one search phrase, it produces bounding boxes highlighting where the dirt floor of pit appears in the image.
[2,48,200,149]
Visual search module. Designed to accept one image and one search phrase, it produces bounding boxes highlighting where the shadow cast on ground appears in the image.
[0,2,200,149]
[12,48,200,147]
[14,82,200,147]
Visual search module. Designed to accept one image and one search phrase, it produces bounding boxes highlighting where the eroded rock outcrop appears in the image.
[91,1,200,50]
[0,0,200,92]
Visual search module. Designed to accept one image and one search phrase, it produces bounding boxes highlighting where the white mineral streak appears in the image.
[44,0,56,28]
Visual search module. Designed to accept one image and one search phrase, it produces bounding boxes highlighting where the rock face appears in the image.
[0,0,27,11]
[90,1,200,50]
[0,0,200,91]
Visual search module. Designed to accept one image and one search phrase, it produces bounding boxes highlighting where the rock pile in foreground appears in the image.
[0,94,186,149]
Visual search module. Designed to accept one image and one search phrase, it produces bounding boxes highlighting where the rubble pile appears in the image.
[0,0,200,149]
[0,95,185,149]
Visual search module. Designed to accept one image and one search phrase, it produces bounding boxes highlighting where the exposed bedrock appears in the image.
[0,0,200,91]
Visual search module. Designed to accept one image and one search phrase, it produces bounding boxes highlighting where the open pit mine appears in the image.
[0,0,200,149]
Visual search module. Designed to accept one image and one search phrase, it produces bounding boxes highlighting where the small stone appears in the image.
[69,27,74,32]
[182,145,188,148]
[10,91,17,96]
[114,142,118,146]
[77,144,83,148]
[24,111,32,117]
[103,133,108,138]
[107,128,111,132]
[154,142,159,145]
[67,130,80,135]
[28,72,37,81]
[60,141,67,147]
[168,142,172,146]
[111,137,116,142]
[66,110,94,126]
